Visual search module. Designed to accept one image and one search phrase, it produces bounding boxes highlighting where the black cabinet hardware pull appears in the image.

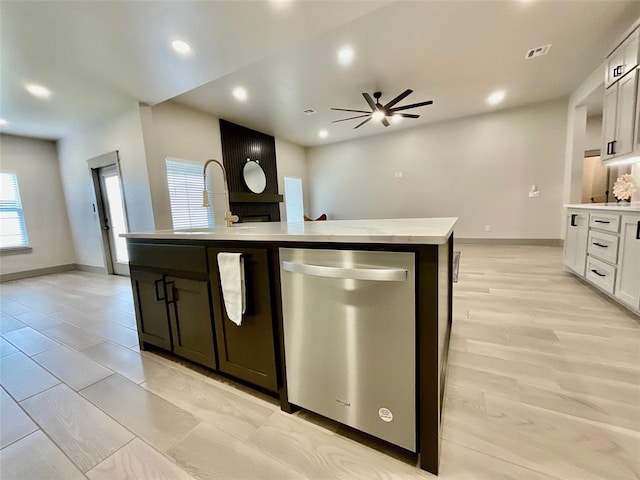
[610,140,616,155]
[591,269,606,277]
[154,279,165,301]
[570,214,577,227]
[636,221,640,240]
[593,242,608,248]
[166,281,177,304]
[594,220,610,224]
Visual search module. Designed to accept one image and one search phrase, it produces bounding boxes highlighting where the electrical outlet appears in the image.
[485,225,491,232]
[528,191,540,197]
[394,172,403,178]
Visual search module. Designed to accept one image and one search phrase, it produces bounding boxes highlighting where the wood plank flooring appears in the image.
[0,245,638,479]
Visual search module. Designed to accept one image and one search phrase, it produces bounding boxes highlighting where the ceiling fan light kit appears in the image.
[331,89,433,129]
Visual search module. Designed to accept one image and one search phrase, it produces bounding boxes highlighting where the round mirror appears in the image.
[243,160,267,194]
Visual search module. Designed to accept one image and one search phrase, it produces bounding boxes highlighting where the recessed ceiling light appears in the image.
[232,87,248,102]
[391,114,402,124]
[0,119,7,126]
[337,45,355,66]
[25,83,51,99]
[171,40,192,55]
[487,90,505,106]
[371,110,385,122]
[318,129,328,139]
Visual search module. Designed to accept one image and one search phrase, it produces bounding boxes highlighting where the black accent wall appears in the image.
[219,120,282,222]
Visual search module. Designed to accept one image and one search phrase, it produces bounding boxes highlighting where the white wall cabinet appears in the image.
[615,215,640,310]
[563,209,589,276]
[605,28,639,88]
[602,70,638,161]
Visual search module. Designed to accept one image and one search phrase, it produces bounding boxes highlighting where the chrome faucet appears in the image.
[202,159,239,227]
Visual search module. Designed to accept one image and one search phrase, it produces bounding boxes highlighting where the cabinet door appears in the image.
[208,248,277,392]
[563,211,589,276]
[166,277,217,369]
[131,270,172,350]
[615,215,640,310]
[614,71,638,158]
[602,85,618,161]
[606,49,625,88]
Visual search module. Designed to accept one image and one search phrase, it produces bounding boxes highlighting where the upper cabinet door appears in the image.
[606,28,639,88]
[615,71,638,158]
[602,85,618,161]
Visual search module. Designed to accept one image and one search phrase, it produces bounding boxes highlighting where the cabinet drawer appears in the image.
[587,230,619,265]
[128,243,208,273]
[586,256,616,294]
[589,213,620,233]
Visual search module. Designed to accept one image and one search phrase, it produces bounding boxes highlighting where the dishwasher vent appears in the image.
[525,44,551,59]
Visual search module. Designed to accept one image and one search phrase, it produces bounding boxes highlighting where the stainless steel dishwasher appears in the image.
[279,248,416,451]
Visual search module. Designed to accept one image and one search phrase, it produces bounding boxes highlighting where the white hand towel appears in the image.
[217,252,246,326]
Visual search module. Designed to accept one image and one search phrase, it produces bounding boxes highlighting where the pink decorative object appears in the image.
[613,174,637,202]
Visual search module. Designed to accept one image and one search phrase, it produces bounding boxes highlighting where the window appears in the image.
[0,172,29,249]
[165,158,214,229]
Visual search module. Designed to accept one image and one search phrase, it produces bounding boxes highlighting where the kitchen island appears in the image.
[123,217,456,475]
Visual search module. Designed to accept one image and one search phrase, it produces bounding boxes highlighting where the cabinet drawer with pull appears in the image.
[585,256,616,294]
[589,213,620,233]
[587,230,619,265]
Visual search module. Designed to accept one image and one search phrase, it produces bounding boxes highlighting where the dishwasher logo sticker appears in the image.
[378,408,393,422]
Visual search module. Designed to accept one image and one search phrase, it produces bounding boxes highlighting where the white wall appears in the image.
[307,99,568,239]
[142,101,308,229]
[274,138,309,222]
[0,134,75,274]
[585,115,603,152]
[58,104,154,268]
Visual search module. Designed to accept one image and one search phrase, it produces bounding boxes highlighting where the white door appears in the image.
[563,210,589,276]
[98,166,129,276]
[602,85,618,161]
[614,71,638,158]
[615,215,640,310]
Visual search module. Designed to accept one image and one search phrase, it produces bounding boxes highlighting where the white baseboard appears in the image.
[0,264,76,283]
[455,238,563,246]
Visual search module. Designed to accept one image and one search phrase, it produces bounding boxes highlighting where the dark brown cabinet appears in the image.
[131,270,172,350]
[208,247,278,392]
[166,277,216,369]
[129,243,217,370]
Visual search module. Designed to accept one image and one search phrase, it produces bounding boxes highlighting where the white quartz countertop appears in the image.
[565,202,640,213]
[122,218,457,245]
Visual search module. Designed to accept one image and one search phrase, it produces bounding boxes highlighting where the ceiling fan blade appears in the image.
[381,117,390,127]
[383,89,413,109]
[354,117,372,129]
[390,100,433,112]
[331,108,372,114]
[397,113,420,119]
[362,92,377,110]
[331,115,370,123]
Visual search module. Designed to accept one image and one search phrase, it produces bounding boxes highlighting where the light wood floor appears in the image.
[0,245,638,479]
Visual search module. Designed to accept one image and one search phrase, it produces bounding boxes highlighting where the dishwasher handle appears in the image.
[282,260,408,282]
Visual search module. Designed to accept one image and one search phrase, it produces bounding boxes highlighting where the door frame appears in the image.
[88,151,130,275]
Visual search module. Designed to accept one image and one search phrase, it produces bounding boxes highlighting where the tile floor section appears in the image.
[0,245,638,479]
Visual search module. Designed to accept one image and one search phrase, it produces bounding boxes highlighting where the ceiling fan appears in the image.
[331,90,433,129]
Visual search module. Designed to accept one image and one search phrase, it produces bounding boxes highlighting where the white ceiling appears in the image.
[1,1,639,145]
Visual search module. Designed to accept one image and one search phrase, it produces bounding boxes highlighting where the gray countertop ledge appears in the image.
[122,218,458,245]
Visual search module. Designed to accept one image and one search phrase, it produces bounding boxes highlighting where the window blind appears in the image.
[166,159,214,229]
[0,172,29,248]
